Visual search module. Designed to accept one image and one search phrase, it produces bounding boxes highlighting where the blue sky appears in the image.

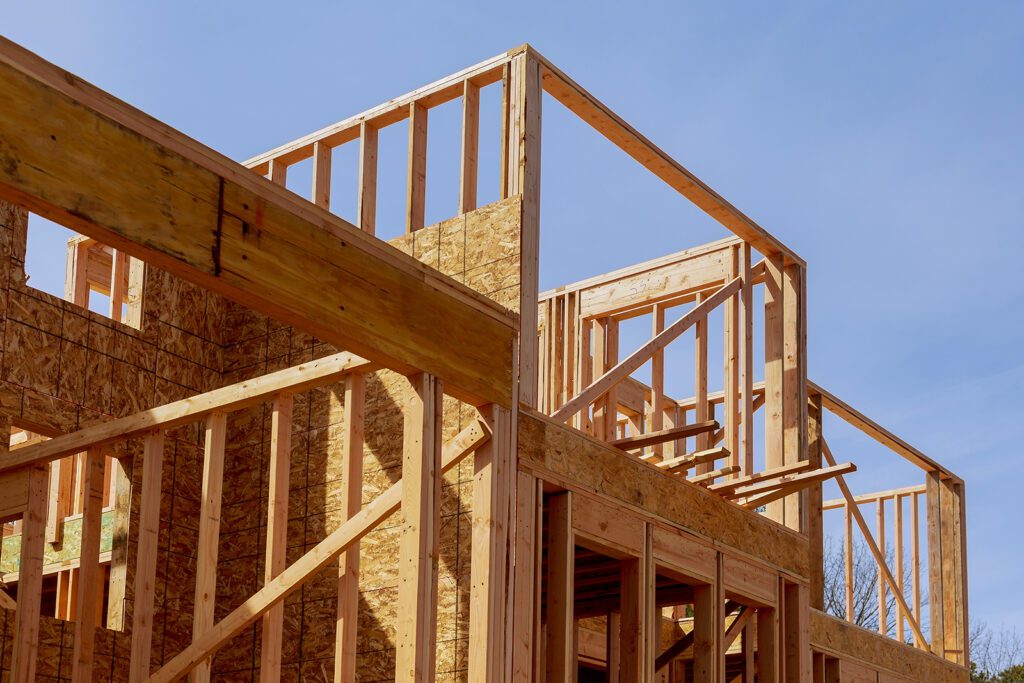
[4,2,1022,634]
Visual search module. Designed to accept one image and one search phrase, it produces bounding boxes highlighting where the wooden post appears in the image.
[912,491,922,631]
[106,455,133,630]
[724,246,740,474]
[782,262,807,530]
[607,611,621,683]
[312,140,332,209]
[469,404,512,683]
[929,473,969,664]
[71,448,105,683]
[742,620,756,683]
[11,465,48,683]
[395,372,443,682]
[757,603,779,683]
[545,492,575,683]
[895,494,905,643]
[460,80,480,214]
[406,102,428,233]
[109,248,129,322]
[504,52,542,408]
[130,432,165,683]
[692,579,720,681]
[783,582,810,683]
[191,412,227,683]
[763,254,785,522]
[267,158,287,186]
[807,393,824,610]
[357,122,378,234]
[739,243,754,476]
[877,499,887,636]
[335,373,365,683]
[512,472,543,682]
[619,531,655,683]
[260,394,292,683]
[844,502,854,622]
[694,292,710,473]
[649,304,666,461]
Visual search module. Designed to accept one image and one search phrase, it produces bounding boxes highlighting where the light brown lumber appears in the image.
[109,248,128,322]
[619,555,645,682]
[511,472,543,681]
[657,446,730,474]
[334,373,364,683]
[311,141,332,209]
[689,465,740,485]
[0,38,515,407]
[11,466,48,683]
[267,157,287,186]
[468,404,512,682]
[610,419,718,451]
[729,463,847,500]
[552,277,741,423]
[739,243,754,478]
[545,492,575,682]
[896,494,905,643]
[406,102,427,232]
[531,47,803,264]
[782,263,807,528]
[106,455,132,629]
[192,412,227,683]
[245,49,514,172]
[877,498,887,636]
[260,395,292,683]
[783,582,811,682]
[758,603,779,683]
[459,80,480,213]
[809,380,954,477]
[0,586,15,610]
[723,606,754,651]
[129,432,165,683]
[822,484,926,510]
[740,463,856,510]
[821,438,928,648]
[912,491,922,627]
[724,244,740,471]
[694,290,710,473]
[845,502,854,622]
[654,600,743,672]
[396,373,443,682]
[763,254,785,522]
[0,352,372,472]
[146,420,490,683]
[709,462,814,496]
[357,122,378,233]
[70,449,105,683]
[648,304,666,459]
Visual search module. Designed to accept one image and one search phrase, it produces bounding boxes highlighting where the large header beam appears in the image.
[0,38,516,407]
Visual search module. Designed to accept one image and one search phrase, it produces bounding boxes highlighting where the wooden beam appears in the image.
[395,373,443,682]
[106,455,132,630]
[552,277,741,423]
[0,38,515,407]
[334,373,364,683]
[532,48,803,264]
[512,472,543,682]
[146,420,490,683]
[688,465,740,485]
[783,582,810,683]
[709,461,814,495]
[822,484,927,511]
[758,603,779,683]
[724,244,740,473]
[192,412,227,683]
[357,122,378,234]
[740,463,857,510]
[0,352,372,472]
[70,449,105,683]
[619,556,645,682]
[763,254,785,522]
[260,395,292,683]
[656,446,729,474]
[807,394,824,611]
[648,304,666,460]
[723,606,753,651]
[11,466,47,683]
[782,263,807,529]
[129,432,165,683]
[545,492,575,682]
[610,420,718,451]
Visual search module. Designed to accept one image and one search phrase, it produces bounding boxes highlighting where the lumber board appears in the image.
[610,420,718,451]
[0,37,515,407]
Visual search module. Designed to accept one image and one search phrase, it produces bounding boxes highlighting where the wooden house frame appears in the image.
[0,37,968,682]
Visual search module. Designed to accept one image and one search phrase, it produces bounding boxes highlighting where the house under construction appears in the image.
[0,38,969,682]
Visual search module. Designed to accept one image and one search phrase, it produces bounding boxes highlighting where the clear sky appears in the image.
[4,1,1022,634]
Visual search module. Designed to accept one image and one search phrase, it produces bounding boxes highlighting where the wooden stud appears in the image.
[357,122,378,234]
[782,262,807,529]
[191,412,227,683]
[694,291,710,473]
[649,304,666,460]
[71,448,105,683]
[260,395,293,683]
[312,140,332,209]
[724,246,740,474]
[807,393,824,611]
[783,582,810,683]
[406,102,428,233]
[469,404,512,683]
[106,455,132,630]
[512,472,543,682]
[763,254,785,522]
[545,492,575,683]
[912,491,922,630]
[896,494,905,643]
[129,431,165,683]
[845,500,854,623]
[109,248,128,322]
[395,372,443,682]
[758,602,779,683]
[460,80,480,214]
[619,556,645,682]
[739,242,755,477]
[335,373,365,683]
[877,498,887,636]
[11,465,47,683]
[267,157,287,186]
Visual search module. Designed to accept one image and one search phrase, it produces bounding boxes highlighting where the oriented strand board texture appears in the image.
[810,610,968,683]
[0,195,522,682]
[207,196,523,682]
[0,200,234,682]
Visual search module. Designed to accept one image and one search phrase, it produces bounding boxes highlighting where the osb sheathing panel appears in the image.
[810,610,968,683]
[517,408,811,579]
[0,198,236,681]
[207,197,522,681]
